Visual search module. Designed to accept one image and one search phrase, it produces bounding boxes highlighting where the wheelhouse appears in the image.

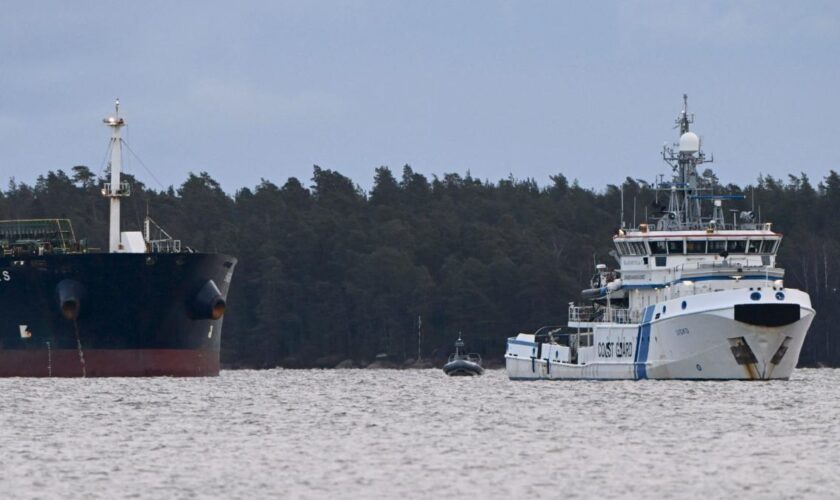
[614,235,781,257]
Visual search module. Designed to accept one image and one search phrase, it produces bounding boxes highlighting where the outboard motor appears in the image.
[56,279,86,320]
[191,279,226,320]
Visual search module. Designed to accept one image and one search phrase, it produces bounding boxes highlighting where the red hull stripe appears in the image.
[0,349,220,377]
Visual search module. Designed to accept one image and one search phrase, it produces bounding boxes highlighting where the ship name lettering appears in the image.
[1,270,9,282]
[597,341,634,358]
[675,328,689,336]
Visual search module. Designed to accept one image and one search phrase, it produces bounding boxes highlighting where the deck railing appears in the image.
[568,305,641,324]
[101,181,131,197]
[150,239,182,254]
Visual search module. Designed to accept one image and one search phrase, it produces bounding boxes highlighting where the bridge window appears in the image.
[649,241,667,255]
[747,239,761,253]
[728,240,747,253]
[758,240,770,254]
[619,242,646,256]
[708,240,726,254]
[667,240,684,255]
[686,240,706,254]
[633,242,647,255]
[759,240,779,254]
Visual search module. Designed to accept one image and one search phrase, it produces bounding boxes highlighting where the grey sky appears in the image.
[2,1,839,193]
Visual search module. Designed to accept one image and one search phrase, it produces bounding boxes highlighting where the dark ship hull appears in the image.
[0,252,236,377]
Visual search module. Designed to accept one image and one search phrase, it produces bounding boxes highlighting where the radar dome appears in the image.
[679,132,700,153]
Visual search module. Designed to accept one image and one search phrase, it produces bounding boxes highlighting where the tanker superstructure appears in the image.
[506,96,814,380]
[0,101,237,377]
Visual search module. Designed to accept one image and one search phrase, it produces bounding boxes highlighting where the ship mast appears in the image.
[678,93,691,135]
[103,99,128,252]
[660,94,710,230]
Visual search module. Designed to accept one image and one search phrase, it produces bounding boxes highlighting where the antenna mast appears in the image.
[620,182,625,228]
[103,99,129,252]
[679,93,690,134]
[659,94,711,229]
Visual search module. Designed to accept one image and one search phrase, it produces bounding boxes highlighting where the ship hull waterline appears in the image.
[0,349,219,377]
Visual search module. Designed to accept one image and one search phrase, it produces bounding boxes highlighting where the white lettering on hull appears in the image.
[597,341,634,358]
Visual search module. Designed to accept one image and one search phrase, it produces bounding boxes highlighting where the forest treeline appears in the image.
[2,165,840,367]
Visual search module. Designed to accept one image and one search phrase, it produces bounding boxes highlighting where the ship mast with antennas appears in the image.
[659,94,714,230]
[102,99,130,252]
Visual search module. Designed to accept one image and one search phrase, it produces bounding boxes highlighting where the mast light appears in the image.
[103,99,124,127]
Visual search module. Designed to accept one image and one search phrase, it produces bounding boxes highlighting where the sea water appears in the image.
[1,369,838,499]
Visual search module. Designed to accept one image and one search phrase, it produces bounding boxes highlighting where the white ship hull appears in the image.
[505,288,814,380]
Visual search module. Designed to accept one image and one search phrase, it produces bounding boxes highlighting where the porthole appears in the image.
[750,292,761,301]
[662,305,667,314]
[681,301,687,310]
[775,291,785,301]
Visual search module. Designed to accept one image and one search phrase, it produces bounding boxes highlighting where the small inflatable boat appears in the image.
[442,333,484,376]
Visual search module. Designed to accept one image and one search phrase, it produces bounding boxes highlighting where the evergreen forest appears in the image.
[2,165,840,368]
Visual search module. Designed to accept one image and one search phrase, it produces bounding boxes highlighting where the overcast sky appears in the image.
[2,1,839,193]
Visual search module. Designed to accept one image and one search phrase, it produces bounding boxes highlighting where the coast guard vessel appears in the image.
[506,96,814,380]
[0,101,236,377]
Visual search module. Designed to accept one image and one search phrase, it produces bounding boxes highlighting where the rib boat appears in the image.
[443,333,484,376]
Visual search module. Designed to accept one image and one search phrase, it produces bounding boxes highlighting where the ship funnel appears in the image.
[191,280,226,320]
[56,279,86,320]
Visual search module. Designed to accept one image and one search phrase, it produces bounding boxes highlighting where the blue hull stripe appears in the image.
[634,305,655,380]
[508,339,536,347]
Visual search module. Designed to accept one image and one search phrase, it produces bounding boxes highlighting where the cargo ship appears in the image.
[0,101,237,377]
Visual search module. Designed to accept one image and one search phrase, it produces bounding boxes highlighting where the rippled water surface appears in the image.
[1,369,839,499]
